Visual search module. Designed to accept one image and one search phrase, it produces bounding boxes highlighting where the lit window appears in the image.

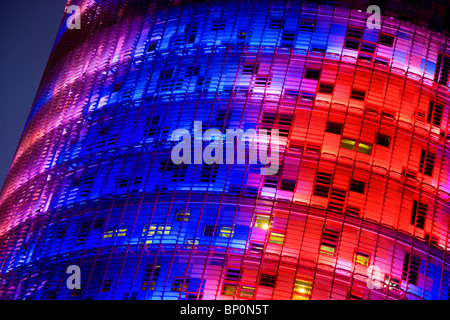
[293,278,313,300]
[219,226,234,238]
[355,252,370,266]
[357,142,372,155]
[384,275,401,290]
[171,277,190,292]
[175,209,191,222]
[239,285,255,298]
[340,138,356,150]
[254,215,270,229]
[269,232,285,245]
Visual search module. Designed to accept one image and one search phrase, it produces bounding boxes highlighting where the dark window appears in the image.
[419,149,435,177]
[280,179,296,192]
[326,122,342,135]
[376,133,391,148]
[314,172,333,197]
[318,83,334,94]
[260,274,277,287]
[379,33,394,47]
[350,179,365,194]
[299,19,315,32]
[360,42,376,54]
[269,19,284,29]
[427,101,443,127]
[203,225,218,237]
[411,200,427,229]
[402,252,420,285]
[435,53,450,86]
[305,68,321,80]
[344,26,363,50]
[350,89,366,101]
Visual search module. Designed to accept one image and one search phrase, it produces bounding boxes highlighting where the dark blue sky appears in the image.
[0,0,67,187]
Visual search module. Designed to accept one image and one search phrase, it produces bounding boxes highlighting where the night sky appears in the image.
[0,0,67,188]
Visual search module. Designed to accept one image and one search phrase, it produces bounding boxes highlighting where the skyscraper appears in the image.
[0,0,449,300]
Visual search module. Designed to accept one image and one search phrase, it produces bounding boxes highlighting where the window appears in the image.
[419,149,435,176]
[269,19,284,29]
[434,53,450,86]
[402,252,420,285]
[141,264,160,291]
[325,122,342,135]
[320,228,340,256]
[269,232,285,245]
[341,139,371,154]
[357,142,372,155]
[376,133,391,148]
[222,268,241,296]
[293,278,313,300]
[427,101,443,127]
[340,138,356,150]
[280,179,296,192]
[299,19,315,32]
[411,200,427,229]
[219,226,234,238]
[350,89,366,101]
[305,68,321,80]
[175,209,190,222]
[260,273,276,287]
[355,252,370,266]
[350,179,365,194]
[318,82,334,94]
[101,279,113,292]
[254,215,270,229]
[384,275,401,290]
[171,277,190,292]
[344,26,363,50]
[203,225,218,237]
[379,33,394,47]
[313,171,333,197]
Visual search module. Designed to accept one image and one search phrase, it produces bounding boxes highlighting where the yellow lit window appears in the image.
[239,285,255,298]
[117,227,127,237]
[219,226,234,238]
[355,252,370,266]
[269,232,285,245]
[254,215,270,230]
[222,285,237,296]
[340,138,356,150]
[293,279,312,300]
[357,142,372,155]
[320,244,336,255]
[103,230,114,239]
[175,209,190,222]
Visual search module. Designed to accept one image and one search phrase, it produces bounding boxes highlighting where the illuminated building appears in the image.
[0,0,449,300]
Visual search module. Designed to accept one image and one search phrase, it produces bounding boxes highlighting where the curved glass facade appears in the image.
[0,0,449,300]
